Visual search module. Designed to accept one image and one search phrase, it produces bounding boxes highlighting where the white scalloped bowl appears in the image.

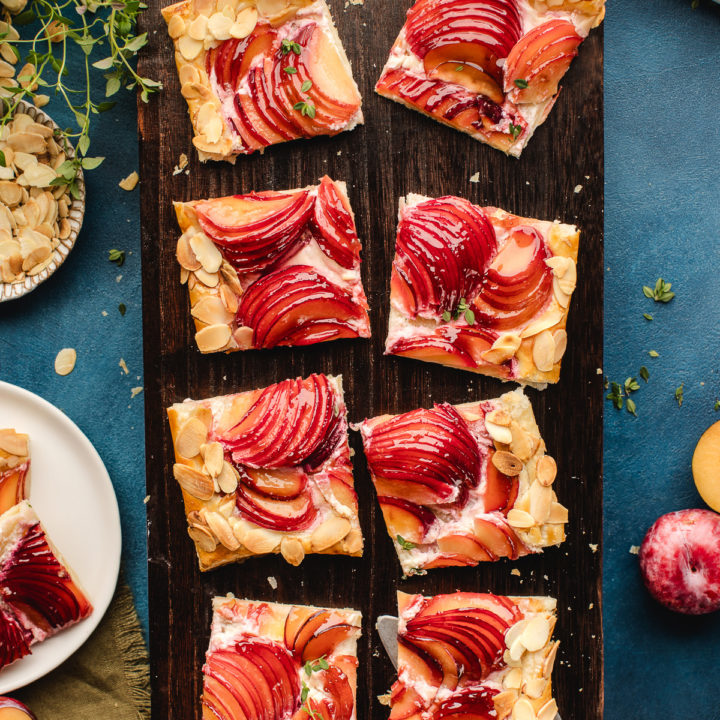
[0,100,85,302]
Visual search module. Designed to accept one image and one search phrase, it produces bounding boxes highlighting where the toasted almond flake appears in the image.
[204,510,240,549]
[33,94,50,108]
[243,528,279,554]
[220,260,242,294]
[267,575,278,589]
[508,635,526,662]
[552,329,567,363]
[507,509,535,529]
[8,132,45,155]
[529,481,552,523]
[177,232,201,271]
[255,0,285,16]
[485,409,511,427]
[189,231,223,273]
[176,416,208,458]
[509,421,535,462]
[196,323,231,352]
[469,171,480,183]
[119,358,129,375]
[311,516,351,551]
[202,441,224,477]
[208,11,233,39]
[191,295,234,325]
[343,526,363,554]
[194,267,220,287]
[532,330,555,372]
[280,536,305,566]
[167,14,186,38]
[217,460,239,494]
[494,689,518,719]
[486,420,513,445]
[188,14,209,40]
[545,255,571,277]
[512,696,537,720]
[542,641,560,678]
[119,171,139,191]
[173,463,214,500]
[178,63,200,86]
[553,277,571,308]
[521,615,552,652]
[503,667,523,690]
[629,545,639,555]
[520,309,564,338]
[131,386,143,398]
[548,502,568,524]
[589,543,598,553]
[0,181,23,206]
[492,450,523,476]
[178,34,204,60]
[537,699,558,720]
[481,332,521,364]
[523,678,546,699]
[54,347,76,375]
[0,429,28,456]
[536,455,557,486]
[188,523,217,552]
[230,7,258,38]
[219,283,239,313]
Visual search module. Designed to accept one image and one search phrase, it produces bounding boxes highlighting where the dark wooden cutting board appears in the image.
[138,3,604,718]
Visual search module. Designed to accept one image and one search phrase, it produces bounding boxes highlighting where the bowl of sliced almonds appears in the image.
[0,100,85,302]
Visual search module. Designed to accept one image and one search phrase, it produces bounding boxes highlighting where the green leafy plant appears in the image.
[642,278,675,303]
[396,534,416,551]
[442,297,475,325]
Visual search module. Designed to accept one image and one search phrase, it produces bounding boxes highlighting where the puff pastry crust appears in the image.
[167,373,363,571]
[172,177,371,354]
[376,0,605,156]
[203,595,361,720]
[385,193,580,387]
[358,388,567,576]
[161,0,363,162]
[0,428,30,515]
[389,591,560,720]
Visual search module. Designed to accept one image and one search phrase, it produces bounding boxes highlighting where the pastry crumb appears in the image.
[173,153,189,175]
[469,171,480,183]
[143,495,150,504]
[589,543,598,553]
[378,693,391,706]
[588,603,594,609]
[267,576,277,589]
[54,348,77,376]
[119,358,129,375]
[574,184,583,193]
[130,386,143,398]
[510,568,521,577]
[101,310,108,317]
[116,274,122,283]
[596,368,603,374]
[119,171,139,191]
[629,545,640,555]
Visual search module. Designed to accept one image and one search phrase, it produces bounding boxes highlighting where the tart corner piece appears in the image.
[203,596,362,720]
[162,0,363,162]
[0,500,93,670]
[390,590,560,720]
[167,373,363,572]
[0,428,30,515]
[358,388,567,576]
[375,0,605,156]
[172,176,370,353]
[385,193,579,386]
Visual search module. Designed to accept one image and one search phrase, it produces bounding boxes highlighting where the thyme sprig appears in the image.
[442,297,475,325]
[642,278,675,303]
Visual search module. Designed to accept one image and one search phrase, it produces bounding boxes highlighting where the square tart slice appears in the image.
[167,373,363,571]
[161,0,363,162]
[389,591,560,720]
[358,388,567,577]
[202,595,362,720]
[0,428,30,515]
[173,176,371,354]
[385,193,579,386]
[375,0,605,157]
[0,501,93,670]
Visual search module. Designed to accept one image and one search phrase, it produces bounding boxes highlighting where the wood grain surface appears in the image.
[138,3,604,718]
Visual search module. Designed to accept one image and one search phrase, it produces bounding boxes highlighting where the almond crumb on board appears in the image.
[119,358,129,375]
[173,153,189,175]
[574,184,583,193]
[130,386,143,398]
[54,348,76,376]
[596,368,603,374]
[511,568,521,577]
[469,171,480,183]
[267,576,277,589]
[118,171,139,191]
[378,693,391,706]
[143,495,150,504]
[629,545,640,555]
[589,543,598,553]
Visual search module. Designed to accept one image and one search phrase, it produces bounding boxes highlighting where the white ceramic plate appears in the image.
[0,381,121,693]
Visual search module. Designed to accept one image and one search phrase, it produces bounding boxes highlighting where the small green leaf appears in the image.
[648,350,659,357]
[118,303,126,316]
[643,313,653,320]
[396,534,416,551]
[509,123,522,140]
[624,377,640,393]
[464,308,475,325]
[109,248,125,267]
[284,66,297,74]
[13,10,37,25]
[125,33,148,53]
[514,78,529,89]
[642,286,654,298]
[626,397,637,416]
[441,311,451,322]
[301,685,309,703]
[675,384,684,407]
[78,135,90,156]
[304,661,313,677]
[714,399,719,411]
[318,657,329,670]
[301,80,312,93]
[81,156,104,170]
[96,101,117,113]
[92,57,115,70]
[291,41,302,55]
[106,76,121,97]
[305,103,316,119]
[639,366,649,382]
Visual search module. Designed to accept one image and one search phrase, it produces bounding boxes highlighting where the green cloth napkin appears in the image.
[14,580,150,720]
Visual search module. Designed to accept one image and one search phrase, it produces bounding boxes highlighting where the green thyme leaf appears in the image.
[639,366,649,382]
[645,278,676,303]
[108,249,125,267]
[442,311,452,322]
[624,377,640,393]
[284,66,297,74]
[714,399,719,411]
[304,661,313,676]
[626,397,637,416]
[643,313,653,321]
[606,382,624,410]
[281,39,293,54]
[509,123,522,140]
[118,303,126,316]
[292,41,302,55]
[301,685,309,703]
[648,350,659,357]
[642,286,654,298]
[396,534,416,551]
[464,308,475,325]
[675,384,684,407]
[301,80,313,92]
[514,78,529,89]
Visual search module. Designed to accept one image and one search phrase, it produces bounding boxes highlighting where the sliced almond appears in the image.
[167,14,186,38]
[177,232,202,271]
[54,347,76,375]
[178,63,200,86]
[544,255,572,277]
[207,11,233,40]
[492,450,523,476]
[230,7,258,38]
[233,325,254,349]
[481,332,521,365]
[557,258,577,295]
[536,455,557,487]
[523,677,546,699]
[529,481,552,524]
[486,420,513,445]
[242,527,279,554]
[195,323,231,352]
[194,267,220,287]
[494,689,518,720]
[520,309,564,338]
[204,510,240,550]
[507,509,535,529]
[344,526,363,554]
[532,330,555,373]
[280,537,305,566]
[503,667,523,690]
[508,635,526,662]
[177,34,204,61]
[0,429,28,456]
[8,132,45,155]
[220,261,242,295]
[119,171,139,191]
[512,697,537,720]
[202,441,224,477]
[0,181,22,206]
[542,640,560,678]
[188,14,208,40]
[553,276,571,308]
[485,409,511,427]
[173,463,214,500]
[175,417,207,458]
[509,421,535,462]
[537,699,559,720]
[520,615,552,652]
[189,231,223,273]
[552,329,567,363]
[22,163,57,188]
[191,295,234,326]
[188,523,217,552]
[504,618,528,650]
[311,516,351,551]
[219,283,239,313]
[217,461,239,494]
[548,501,569,524]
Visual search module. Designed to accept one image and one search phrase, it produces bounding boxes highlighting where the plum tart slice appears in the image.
[358,388,567,576]
[0,501,93,669]
[386,193,579,386]
[0,429,30,515]
[376,0,604,156]
[173,177,371,354]
[162,0,363,162]
[202,596,361,720]
[387,591,560,720]
[167,373,363,571]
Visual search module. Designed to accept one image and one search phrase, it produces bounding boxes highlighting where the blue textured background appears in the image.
[604,0,720,717]
[0,0,719,715]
